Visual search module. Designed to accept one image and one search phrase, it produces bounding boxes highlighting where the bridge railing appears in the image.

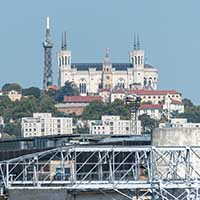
[1,146,200,190]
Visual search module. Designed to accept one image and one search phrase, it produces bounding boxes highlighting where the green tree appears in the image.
[22,87,41,99]
[39,94,57,113]
[178,106,200,123]
[0,96,14,122]
[13,96,39,119]
[182,98,194,108]
[56,81,80,102]
[139,114,159,134]
[82,101,106,120]
[106,99,130,119]
[2,83,22,93]
[4,121,21,137]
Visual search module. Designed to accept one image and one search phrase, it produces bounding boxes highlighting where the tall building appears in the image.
[58,34,158,95]
[43,16,53,90]
[21,113,73,138]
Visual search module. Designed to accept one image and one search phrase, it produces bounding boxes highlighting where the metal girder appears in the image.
[1,146,200,199]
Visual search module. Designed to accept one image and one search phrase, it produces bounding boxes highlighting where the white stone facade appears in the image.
[58,43,158,94]
[88,115,141,135]
[139,98,184,120]
[6,90,22,101]
[159,118,200,128]
[22,113,73,138]
[110,89,182,104]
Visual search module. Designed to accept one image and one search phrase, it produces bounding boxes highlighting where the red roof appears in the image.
[171,99,183,105]
[64,96,102,103]
[112,89,180,95]
[140,104,163,110]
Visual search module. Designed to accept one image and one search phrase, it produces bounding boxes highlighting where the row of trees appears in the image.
[0,82,80,138]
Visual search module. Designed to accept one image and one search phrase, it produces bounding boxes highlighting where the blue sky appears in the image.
[0,1,199,103]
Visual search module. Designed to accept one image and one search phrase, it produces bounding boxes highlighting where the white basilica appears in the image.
[58,33,158,95]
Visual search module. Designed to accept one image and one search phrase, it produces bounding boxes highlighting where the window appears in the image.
[138,56,140,64]
[68,57,70,65]
[59,58,61,66]
[135,56,137,65]
[65,56,67,65]
[79,82,87,93]
[62,56,64,65]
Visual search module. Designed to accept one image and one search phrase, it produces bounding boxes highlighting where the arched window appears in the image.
[131,57,134,64]
[138,56,140,65]
[135,56,137,65]
[79,79,87,94]
[59,58,61,66]
[141,56,143,64]
[65,56,67,65]
[62,56,64,65]
[68,57,70,65]
[148,80,152,87]
[144,77,147,86]
[116,78,125,89]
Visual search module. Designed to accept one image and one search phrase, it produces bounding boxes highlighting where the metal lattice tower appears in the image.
[43,16,53,90]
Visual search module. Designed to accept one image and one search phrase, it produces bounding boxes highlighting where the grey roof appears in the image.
[72,63,155,71]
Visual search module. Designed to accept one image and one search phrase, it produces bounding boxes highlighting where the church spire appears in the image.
[61,31,67,50]
[136,34,140,50]
[133,33,137,50]
[104,48,111,65]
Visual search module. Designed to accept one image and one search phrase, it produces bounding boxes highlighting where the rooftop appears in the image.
[64,96,102,103]
[72,63,155,71]
[112,89,180,95]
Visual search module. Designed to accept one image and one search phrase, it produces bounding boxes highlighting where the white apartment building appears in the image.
[22,113,73,138]
[139,98,184,120]
[159,118,200,128]
[88,115,141,135]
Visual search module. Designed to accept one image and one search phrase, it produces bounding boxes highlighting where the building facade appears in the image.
[88,115,141,135]
[159,118,200,129]
[109,89,182,104]
[58,35,158,95]
[139,98,184,120]
[21,113,72,138]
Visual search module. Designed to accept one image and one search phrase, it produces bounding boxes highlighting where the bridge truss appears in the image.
[1,146,200,199]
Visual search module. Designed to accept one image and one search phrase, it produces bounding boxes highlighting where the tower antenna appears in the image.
[43,16,53,90]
